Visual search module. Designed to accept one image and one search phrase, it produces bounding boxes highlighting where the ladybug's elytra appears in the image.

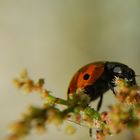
[67,61,136,111]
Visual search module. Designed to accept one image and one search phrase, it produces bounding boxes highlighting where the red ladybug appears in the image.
[67,61,136,111]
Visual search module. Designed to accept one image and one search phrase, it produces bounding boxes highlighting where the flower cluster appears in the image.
[115,77,140,104]
[6,70,140,140]
[95,77,140,139]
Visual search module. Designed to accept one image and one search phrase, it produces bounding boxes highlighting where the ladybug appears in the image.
[67,61,136,111]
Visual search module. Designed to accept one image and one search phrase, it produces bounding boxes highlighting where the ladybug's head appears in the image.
[105,62,136,86]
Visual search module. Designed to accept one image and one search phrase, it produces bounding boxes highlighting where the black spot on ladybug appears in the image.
[83,73,90,80]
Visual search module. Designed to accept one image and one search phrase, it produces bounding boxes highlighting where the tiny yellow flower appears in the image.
[65,125,76,135]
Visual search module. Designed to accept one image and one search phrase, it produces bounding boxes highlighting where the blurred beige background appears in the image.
[0,0,140,140]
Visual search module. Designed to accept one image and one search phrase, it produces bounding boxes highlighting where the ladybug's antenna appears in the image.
[135,75,140,77]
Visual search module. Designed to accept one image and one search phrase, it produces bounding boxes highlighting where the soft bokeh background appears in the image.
[0,0,140,140]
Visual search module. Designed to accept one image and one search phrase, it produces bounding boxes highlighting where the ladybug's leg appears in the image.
[97,94,103,111]
[108,83,116,95]
[89,128,92,137]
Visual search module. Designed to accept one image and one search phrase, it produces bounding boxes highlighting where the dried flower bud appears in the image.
[65,125,76,135]
[13,79,22,88]
[20,69,28,80]
[96,130,105,140]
